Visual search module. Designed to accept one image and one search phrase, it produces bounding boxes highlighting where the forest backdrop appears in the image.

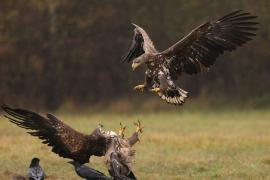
[0,0,269,110]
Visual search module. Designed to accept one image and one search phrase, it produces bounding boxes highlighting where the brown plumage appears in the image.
[2,105,142,179]
[1,105,109,164]
[105,134,137,180]
[122,10,258,105]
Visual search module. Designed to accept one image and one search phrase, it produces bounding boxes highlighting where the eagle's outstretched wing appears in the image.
[122,23,157,63]
[161,10,258,76]
[2,105,109,164]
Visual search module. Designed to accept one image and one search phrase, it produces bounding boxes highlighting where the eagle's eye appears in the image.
[133,59,140,64]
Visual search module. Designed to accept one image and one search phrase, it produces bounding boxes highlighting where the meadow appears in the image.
[1,108,270,179]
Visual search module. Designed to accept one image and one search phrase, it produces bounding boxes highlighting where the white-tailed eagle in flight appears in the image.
[122,10,258,105]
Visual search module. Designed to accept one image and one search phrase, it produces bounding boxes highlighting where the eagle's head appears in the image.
[106,131,118,138]
[131,54,149,70]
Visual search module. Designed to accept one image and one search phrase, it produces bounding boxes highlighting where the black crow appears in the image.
[28,158,45,180]
[68,161,112,180]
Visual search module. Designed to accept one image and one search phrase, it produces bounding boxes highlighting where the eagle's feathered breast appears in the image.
[146,55,175,83]
[146,55,162,74]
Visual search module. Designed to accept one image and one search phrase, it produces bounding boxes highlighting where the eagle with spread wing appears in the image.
[2,105,142,179]
[122,10,258,105]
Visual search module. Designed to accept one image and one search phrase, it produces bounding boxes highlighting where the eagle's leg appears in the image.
[118,122,126,139]
[150,72,168,93]
[150,87,161,93]
[133,84,146,91]
[134,120,143,133]
[134,71,153,92]
[128,120,144,146]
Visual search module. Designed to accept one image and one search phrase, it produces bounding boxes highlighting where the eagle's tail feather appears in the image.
[158,87,188,105]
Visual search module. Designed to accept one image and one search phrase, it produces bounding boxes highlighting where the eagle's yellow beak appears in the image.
[132,63,140,71]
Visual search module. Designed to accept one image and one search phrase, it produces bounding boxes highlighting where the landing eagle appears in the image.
[122,10,258,105]
[2,105,142,179]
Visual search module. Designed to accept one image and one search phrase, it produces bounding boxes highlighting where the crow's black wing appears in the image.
[77,165,112,180]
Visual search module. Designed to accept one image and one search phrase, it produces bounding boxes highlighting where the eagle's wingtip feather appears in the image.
[1,104,9,111]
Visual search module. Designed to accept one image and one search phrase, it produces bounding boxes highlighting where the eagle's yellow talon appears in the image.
[150,88,161,93]
[134,120,143,133]
[133,84,146,92]
[118,122,126,138]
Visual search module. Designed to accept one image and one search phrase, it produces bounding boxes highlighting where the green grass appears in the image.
[1,109,270,179]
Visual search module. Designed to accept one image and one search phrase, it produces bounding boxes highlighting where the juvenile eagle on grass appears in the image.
[2,105,142,180]
[122,10,258,105]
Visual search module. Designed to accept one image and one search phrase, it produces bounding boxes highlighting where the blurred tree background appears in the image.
[0,0,269,110]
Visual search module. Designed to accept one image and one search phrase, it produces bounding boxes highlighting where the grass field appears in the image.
[1,108,270,179]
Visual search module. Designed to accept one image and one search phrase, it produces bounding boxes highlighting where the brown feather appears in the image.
[1,105,108,164]
[161,10,258,75]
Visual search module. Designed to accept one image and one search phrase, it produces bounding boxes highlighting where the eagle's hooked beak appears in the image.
[132,63,140,71]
